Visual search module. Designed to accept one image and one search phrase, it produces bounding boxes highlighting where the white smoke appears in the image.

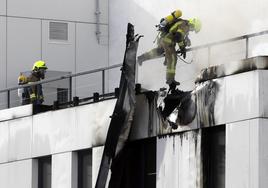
[110,0,268,90]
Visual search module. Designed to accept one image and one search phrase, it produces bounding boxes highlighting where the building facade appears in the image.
[0,57,268,188]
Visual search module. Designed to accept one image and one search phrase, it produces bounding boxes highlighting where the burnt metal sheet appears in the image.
[196,56,268,83]
[95,23,140,188]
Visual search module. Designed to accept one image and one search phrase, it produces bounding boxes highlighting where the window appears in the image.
[49,22,68,41]
[108,138,156,188]
[78,149,92,188]
[202,125,226,188]
[38,156,52,188]
[144,138,156,188]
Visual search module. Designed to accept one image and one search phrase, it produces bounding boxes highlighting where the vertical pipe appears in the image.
[135,63,139,84]
[7,90,10,108]
[69,77,72,102]
[102,70,105,95]
[208,47,211,66]
[95,0,101,44]
[245,37,249,59]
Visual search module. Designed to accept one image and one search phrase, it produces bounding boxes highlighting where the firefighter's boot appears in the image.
[137,54,148,66]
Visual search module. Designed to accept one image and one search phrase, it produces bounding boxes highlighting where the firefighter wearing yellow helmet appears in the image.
[138,10,201,86]
[28,60,48,107]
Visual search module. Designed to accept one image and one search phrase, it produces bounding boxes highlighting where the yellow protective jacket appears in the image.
[27,72,44,104]
[161,19,191,48]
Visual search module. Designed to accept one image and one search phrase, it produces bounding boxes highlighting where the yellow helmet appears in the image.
[18,74,27,84]
[172,10,182,19]
[189,18,202,33]
[32,60,47,71]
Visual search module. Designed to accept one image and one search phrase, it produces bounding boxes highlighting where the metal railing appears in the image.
[0,63,122,109]
[188,30,268,64]
[1,29,268,109]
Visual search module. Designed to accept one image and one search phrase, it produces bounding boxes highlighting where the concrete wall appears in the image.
[0,16,7,109]
[0,159,36,188]
[52,152,77,188]
[7,0,108,23]
[0,99,115,163]
[226,118,268,188]
[0,0,6,15]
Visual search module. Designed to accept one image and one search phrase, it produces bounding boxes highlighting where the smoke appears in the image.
[110,0,268,90]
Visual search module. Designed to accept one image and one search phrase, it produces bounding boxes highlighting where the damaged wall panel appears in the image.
[157,69,262,133]
[130,93,159,140]
[157,130,202,188]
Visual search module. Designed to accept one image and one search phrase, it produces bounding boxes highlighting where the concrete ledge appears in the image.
[196,56,268,83]
[0,104,32,122]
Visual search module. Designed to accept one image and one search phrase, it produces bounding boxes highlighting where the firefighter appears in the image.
[138,12,201,86]
[18,73,30,105]
[27,60,47,106]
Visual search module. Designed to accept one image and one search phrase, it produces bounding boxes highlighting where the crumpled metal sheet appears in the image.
[95,23,140,188]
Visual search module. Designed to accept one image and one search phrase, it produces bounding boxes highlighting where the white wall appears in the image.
[32,99,115,158]
[226,118,268,188]
[75,24,108,97]
[7,0,108,23]
[7,17,41,86]
[92,146,104,187]
[214,70,259,125]
[6,17,42,107]
[0,17,6,88]
[258,119,268,188]
[0,121,8,163]
[0,160,35,188]
[0,99,115,163]
[42,21,75,72]
[52,152,77,188]
[0,0,6,15]
[0,16,7,109]
[9,117,32,161]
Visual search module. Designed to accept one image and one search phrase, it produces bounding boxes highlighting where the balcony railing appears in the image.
[1,29,268,110]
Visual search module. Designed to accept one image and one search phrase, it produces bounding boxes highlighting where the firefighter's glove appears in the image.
[184,36,191,47]
[38,95,44,103]
[180,47,186,59]
[30,93,37,102]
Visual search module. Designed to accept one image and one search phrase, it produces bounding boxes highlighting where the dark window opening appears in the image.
[38,156,52,188]
[109,137,156,188]
[78,149,92,188]
[202,125,226,188]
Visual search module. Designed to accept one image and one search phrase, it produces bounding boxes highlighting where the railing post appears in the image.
[69,77,72,102]
[245,37,249,59]
[102,70,105,95]
[7,90,10,108]
[93,92,100,102]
